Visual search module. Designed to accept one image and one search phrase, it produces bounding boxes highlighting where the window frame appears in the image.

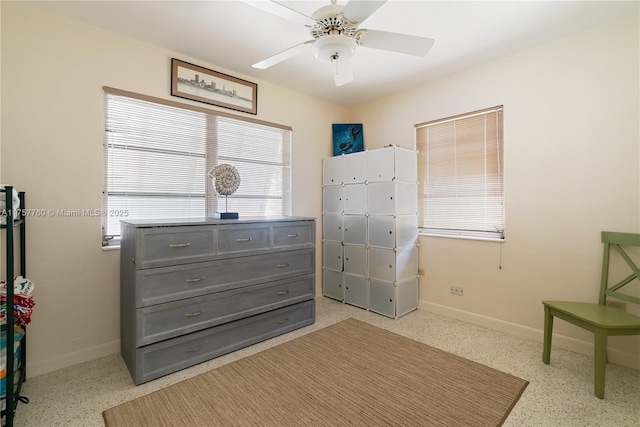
[102,87,292,247]
[415,106,505,242]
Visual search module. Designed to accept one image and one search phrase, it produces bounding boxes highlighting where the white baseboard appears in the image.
[27,339,120,378]
[27,300,638,378]
[419,300,640,371]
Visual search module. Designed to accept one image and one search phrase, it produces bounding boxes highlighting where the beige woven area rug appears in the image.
[103,318,528,427]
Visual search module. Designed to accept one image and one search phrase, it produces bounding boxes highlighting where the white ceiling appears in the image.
[28,0,639,106]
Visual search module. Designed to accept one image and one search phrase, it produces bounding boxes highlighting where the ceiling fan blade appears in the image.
[341,0,387,24]
[332,57,354,86]
[243,1,316,26]
[252,40,314,69]
[358,29,435,57]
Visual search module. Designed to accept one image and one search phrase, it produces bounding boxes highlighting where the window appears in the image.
[416,106,504,240]
[103,87,291,246]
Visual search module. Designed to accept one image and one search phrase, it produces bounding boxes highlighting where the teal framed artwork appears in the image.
[333,123,363,155]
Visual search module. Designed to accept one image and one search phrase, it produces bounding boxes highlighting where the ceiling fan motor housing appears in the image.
[311,15,357,37]
[313,34,357,63]
[311,2,343,21]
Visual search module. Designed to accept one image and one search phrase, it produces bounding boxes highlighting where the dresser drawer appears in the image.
[139,226,215,267]
[137,275,315,345]
[133,300,315,385]
[273,222,314,249]
[217,225,270,254]
[136,249,315,307]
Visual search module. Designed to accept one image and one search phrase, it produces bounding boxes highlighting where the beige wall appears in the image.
[1,1,638,378]
[353,14,640,368]
[0,2,348,376]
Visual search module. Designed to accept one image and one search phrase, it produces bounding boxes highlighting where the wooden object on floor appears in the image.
[542,231,640,398]
[119,217,316,385]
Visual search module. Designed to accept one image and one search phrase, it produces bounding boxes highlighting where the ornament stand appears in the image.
[215,195,239,219]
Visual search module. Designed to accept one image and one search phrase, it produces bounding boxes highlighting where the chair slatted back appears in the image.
[599,231,640,306]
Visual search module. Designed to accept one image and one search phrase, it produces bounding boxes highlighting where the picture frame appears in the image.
[171,58,257,115]
[332,123,364,156]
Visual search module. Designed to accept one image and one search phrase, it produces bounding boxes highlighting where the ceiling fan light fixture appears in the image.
[313,34,357,64]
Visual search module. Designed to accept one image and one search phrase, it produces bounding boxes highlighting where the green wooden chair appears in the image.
[542,231,640,399]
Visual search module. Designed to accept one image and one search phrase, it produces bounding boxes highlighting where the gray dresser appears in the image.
[120,217,316,385]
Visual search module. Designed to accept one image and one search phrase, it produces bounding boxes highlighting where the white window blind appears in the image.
[416,106,504,240]
[216,117,291,216]
[103,88,291,246]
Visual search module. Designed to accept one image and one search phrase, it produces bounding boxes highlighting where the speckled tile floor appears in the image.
[11,297,640,426]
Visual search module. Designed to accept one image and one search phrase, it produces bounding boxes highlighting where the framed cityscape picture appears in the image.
[332,123,364,155]
[171,58,257,114]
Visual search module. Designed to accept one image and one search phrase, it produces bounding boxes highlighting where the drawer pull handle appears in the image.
[184,311,203,318]
[277,263,290,268]
[170,243,191,248]
[277,290,289,296]
[287,233,299,238]
[185,277,205,283]
[185,345,203,353]
[236,237,252,242]
[277,318,290,324]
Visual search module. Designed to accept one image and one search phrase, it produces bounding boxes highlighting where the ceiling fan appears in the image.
[247,0,435,86]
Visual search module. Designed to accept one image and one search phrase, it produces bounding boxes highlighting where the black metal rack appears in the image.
[1,186,27,427]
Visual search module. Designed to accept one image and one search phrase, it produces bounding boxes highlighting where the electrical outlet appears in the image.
[606,301,627,311]
[450,286,464,296]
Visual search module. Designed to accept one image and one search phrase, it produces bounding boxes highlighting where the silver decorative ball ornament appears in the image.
[208,164,241,196]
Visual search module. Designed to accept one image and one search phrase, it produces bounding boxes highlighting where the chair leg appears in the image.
[594,328,607,399]
[543,306,553,364]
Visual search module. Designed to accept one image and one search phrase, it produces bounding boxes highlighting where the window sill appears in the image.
[418,230,505,243]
